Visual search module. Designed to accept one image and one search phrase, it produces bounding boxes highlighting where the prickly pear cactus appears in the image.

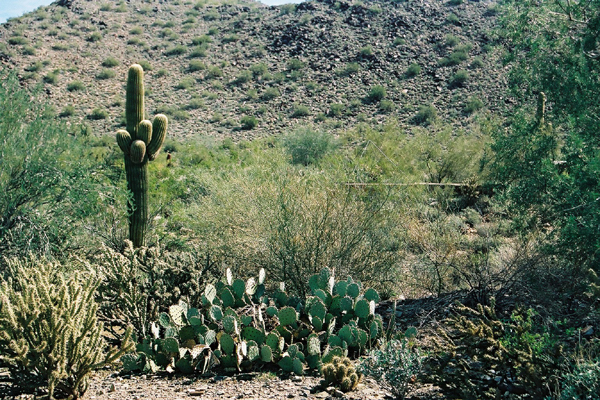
[116,64,168,247]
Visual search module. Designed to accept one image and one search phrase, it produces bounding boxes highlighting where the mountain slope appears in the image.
[0,0,504,140]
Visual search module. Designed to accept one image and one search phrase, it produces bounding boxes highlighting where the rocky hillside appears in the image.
[0,0,504,140]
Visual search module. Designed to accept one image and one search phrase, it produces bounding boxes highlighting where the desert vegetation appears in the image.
[1,0,600,399]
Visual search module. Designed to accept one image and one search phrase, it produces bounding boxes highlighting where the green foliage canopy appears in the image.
[492,0,600,271]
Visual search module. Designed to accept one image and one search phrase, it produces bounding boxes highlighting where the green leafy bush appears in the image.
[283,128,336,166]
[86,31,102,42]
[241,115,258,130]
[367,85,387,103]
[464,96,483,114]
[92,241,221,341]
[335,62,360,77]
[0,71,101,258]
[412,104,437,125]
[287,58,305,71]
[67,80,85,91]
[430,300,562,399]
[449,70,469,87]
[359,332,422,399]
[165,45,186,56]
[405,63,421,77]
[88,108,109,120]
[291,104,310,118]
[559,359,600,399]
[188,60,206,72]
[96,69,116,80]
[0,257,133,399]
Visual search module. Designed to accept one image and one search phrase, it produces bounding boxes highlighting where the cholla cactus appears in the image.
[0,257,134,399]
[322,356,361,392]
[116,64,168,247]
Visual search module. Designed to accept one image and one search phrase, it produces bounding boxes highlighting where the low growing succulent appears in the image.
[122,267,385,376]
[322,356,361,392]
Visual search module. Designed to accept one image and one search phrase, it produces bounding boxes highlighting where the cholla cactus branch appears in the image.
[0,258,134,399]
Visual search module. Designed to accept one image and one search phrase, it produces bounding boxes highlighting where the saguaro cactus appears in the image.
[116,64,168,247]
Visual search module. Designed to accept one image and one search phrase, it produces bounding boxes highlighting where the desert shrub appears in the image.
[379,100,395,113]
[430,299,562,399]
[367,85,387,103]
[250,62,268,77]
[258,177,401,298]
[335,62,360,77]
[464,96,483,113]
[165,45,186,56]
[0,257,133,399]
[0,71,101,258]
[206,66,223,79]
[412,104,437,125]
[21,46,35,55]
[86,31,102,42]
[188,46,207,58]
[283,128,337,166]
[470,56,484,69]
[96,68,116,79]
[230,70,252,85]
[67,80,85,91]
[329,103,345,117]
[191,35,212,45]
[240,115,258,130]
[130,26,143,35]
[359,330,422,399]
[445,34,460,47]
[137,60,152,71]
[184,98,205,110]
[24,61,43,72]
[447,13,460,25]
[559,358,600,399]
[291,104,310,118]
[287,58,306,71]
[393,37,406,46]
[449,69,469,87]
[59,105,75,117]
[91,241,221,341]
[8,36,28,45]
[222,34,239,43]
[405,63,421,77]
[261,87,280,101]
[279,3,296,15]
[359,45,373,58]
[102,56,120,67]
[176,77,195,90]
[440,44,471,67]
[187,60,206,72]
[88,108,108,120]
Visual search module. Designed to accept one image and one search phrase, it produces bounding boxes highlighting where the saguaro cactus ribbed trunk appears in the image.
[116,64,168,247]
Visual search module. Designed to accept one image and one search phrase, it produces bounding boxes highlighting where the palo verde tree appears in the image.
[493,0,600,274]
[116,64,168,247]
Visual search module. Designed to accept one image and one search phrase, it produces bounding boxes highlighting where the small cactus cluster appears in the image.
[121,267,384,376]
[116,64,168,247]
[322,356,361,392]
